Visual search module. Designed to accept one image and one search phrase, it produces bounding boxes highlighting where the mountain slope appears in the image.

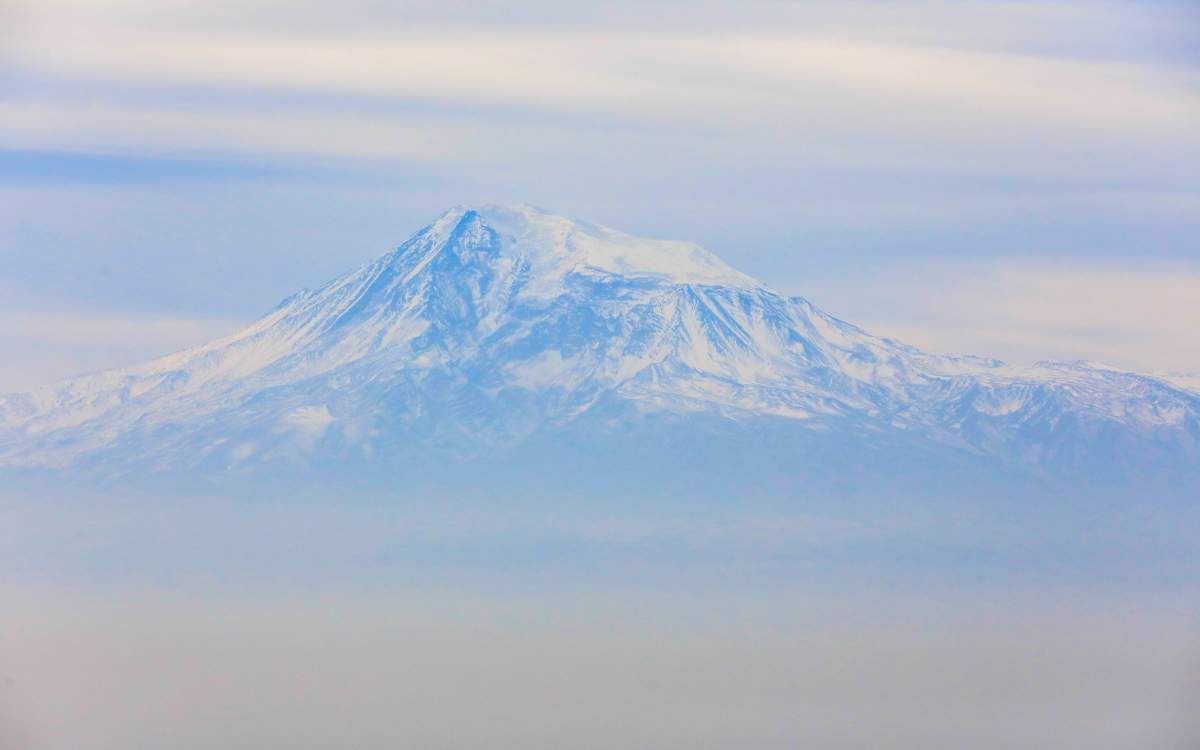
[2,204,1198,483]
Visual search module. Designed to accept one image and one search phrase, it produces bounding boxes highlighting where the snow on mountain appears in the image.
[1156,371,1200,396]
[1,204,1197,479]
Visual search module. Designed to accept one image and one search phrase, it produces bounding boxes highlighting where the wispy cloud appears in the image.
[3,4,1197,175]
[0,309,243,390]
[0,148,360,184]
[797,261,1200,372]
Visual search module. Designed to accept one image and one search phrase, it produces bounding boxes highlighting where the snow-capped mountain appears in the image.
[2,205,1198,485]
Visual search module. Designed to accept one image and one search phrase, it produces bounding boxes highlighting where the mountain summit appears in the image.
[2,205,1198,485]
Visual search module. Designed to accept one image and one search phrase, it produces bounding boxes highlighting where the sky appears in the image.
[1,0,1198,390]
[0,4,1195,744]
[3,6,1200,744]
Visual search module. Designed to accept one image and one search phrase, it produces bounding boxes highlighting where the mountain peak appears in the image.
[415,203,762,292]
[2,204,1197,482]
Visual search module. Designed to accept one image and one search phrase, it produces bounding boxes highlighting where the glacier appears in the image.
[1,204,1198,490]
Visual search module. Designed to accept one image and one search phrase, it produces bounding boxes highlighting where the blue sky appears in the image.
[1,0,1198,389]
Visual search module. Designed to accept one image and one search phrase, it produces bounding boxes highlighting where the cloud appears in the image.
[2,0,1196,203]
[0,100,457,161]
[796,261,1200,372]
[0,148,358,184]
[9,1,1198,56]
[2,7,1196,179]
[0,309,243,391]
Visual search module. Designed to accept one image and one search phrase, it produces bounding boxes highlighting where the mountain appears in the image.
[1,204,1198,490]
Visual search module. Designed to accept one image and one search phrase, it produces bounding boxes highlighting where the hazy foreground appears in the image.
[2,488,1197,750]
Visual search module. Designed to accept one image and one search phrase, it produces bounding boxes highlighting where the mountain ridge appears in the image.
[2,204,1198,484]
